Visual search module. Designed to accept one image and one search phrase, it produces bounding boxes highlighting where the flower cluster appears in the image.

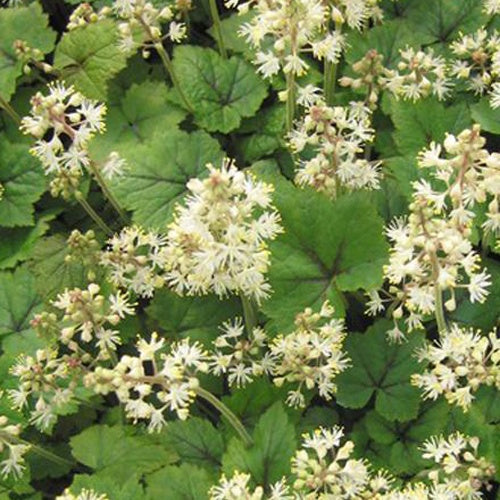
[163,160,283,303]
[101,226,167,298]
[86,334,208,431]
[380,46,452,101]
[20,82,106,198]
[8,284,135,431]
[210,428,496,499]
[209,319,274,387]
[339,49,387,109]
[67,3,110,30]
[210,472,289,500]
[50,283,135,357]
[0,410,30,479]
[8,348,79,432]
[237,0,344,79]
[56,489,109,500]
[380,126,495,334]
[292,426,392,497]
[112,0,187,55]
[420,432,496,497]
[290,100,381,198]
[412,324,500,411]
[270,301,350,407]
[65,229,101,269]
[450,28,500,108]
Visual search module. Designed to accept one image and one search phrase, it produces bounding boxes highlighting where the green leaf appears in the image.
[390,98,472,156]
[236,104,286,163]
[402,0,486,46]
[172,46,267,133]
[70,425,177,483]
[207,11,255,55]
[29,235,91,300]
[114,129,224,229]
[0,266,42,348]
[154,417,224,467]
[450,258,500,332]
[54,19,128,100]
[146,464,212,500]
[147,289,241,345]
[0,3,56,100]
[336,320,424,421]
[0,216,50,270]
[223,379,293,428]
[69,474,143,500]
[0,139,46,227]
[470,98,500,135]
[222,403,296,488]
[346,20,417,68]
[361,401,450,474]
[90,81,187,161]
[261,180,388,329]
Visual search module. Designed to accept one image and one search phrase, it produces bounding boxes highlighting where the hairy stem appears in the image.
[195,387,253,447]
[323,22,343,105]
[74,192,112,235]
[0,95,21,125]
[208,0,227,58]
[286,71,296,133]
[88,161,128,223]
[154,42,194,113]
[0,432,75,468]
[240,293,258,336]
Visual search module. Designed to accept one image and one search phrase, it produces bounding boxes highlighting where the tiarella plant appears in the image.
[0,0,498,499]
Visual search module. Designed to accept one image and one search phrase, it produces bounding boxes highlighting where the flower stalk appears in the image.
[208,0,227,58]
[195,387,253,447]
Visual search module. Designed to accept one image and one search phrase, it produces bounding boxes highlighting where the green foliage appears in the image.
[147,289,241,345]
[0,266,42,351]
[222,403,296,488]
[470,98,500,134]
[0,216,50,270]
[90,80,187,161]
[154,417,224,467]
[402,0,487,46]
[0,1,498,497]
[336,320,424,421]
[360,401,450,474]
[0,3,56,100]
[54,20,128,100]
[262,180,388,329]
[0,139,46,227]
[172,46,268,133]
[346,20,417,68]
[70,425,177,483]
[390,98,472,156]
[113,129,224,228]
[146,464,212,500]
[29,235,92,300]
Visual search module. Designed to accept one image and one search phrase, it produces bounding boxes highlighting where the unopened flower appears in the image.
[111,0,186,54]
[101,226,167,298]
[0,411,30,479]
[450,28,500,107]
[291,100,381,198]
[270,301,350,407]
[381,47,452,101]
[380,126,496,331]
[412,324,500,411]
